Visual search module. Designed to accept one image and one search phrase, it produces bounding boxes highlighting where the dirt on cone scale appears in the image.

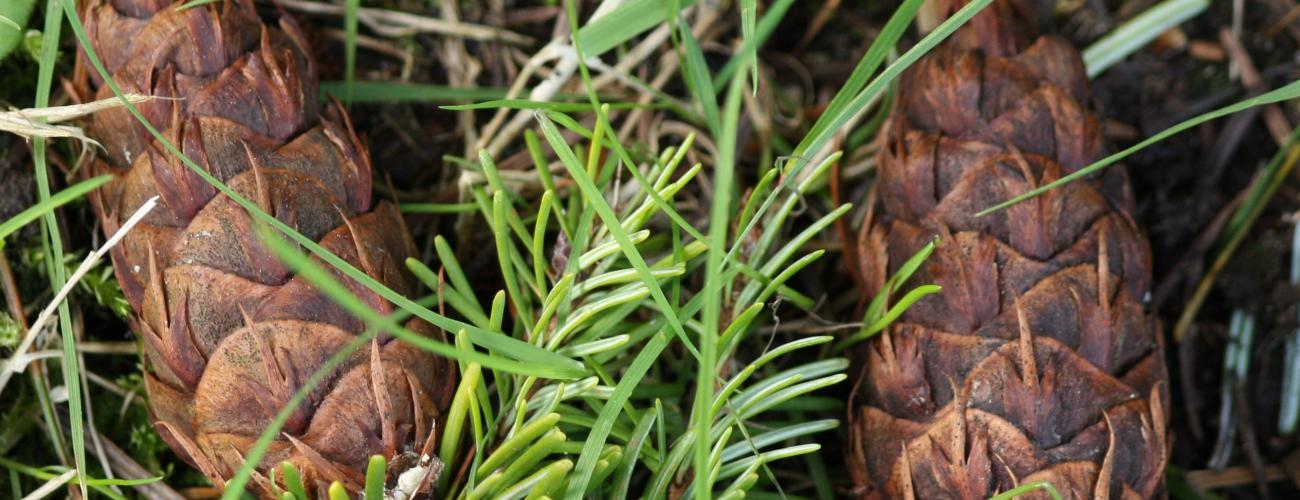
[73,0,455,496]
[848,0,1170,498]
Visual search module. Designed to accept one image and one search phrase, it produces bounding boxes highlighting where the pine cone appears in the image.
[75,0,455,495]
[849,1,1169,498]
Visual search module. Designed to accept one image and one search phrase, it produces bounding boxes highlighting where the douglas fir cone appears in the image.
[74,0,455,495]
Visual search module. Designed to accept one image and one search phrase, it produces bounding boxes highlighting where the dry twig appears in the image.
[0,94,151,145]
[275,0,533,45]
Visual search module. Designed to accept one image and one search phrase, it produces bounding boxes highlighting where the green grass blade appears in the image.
[364,455,385,500]
[692,55,750,500]
[795,0,925,157]
[713,336,833,415]
[327,482,348,500]
[440,361,482,476]
[478,413,562,476]
[711,0,798,89]
[559,9,714,250]
[836,285,943,351]
[740,203,851,306]
[978,78,1300,216]
[711,444,821,483]
[532,191,553,296]
[432,236,483,313]
[31,1,86,495]
[319,82,507,103]
[613,409,657,498]
[491,429,566,497]
[443,100,652,111]
[0,0,33,61]
[574,0,699,57]
[1081,0,1209,77]
[176,0,222,10]
[739,0,758,91]
[987,480,1063,500]
[675,18,720,135]
[279,462,308,499]
[793,0,991,176]
[493,191,534,329]
[536,112,701,361]
[719,420,839,463]
[407,260,490,328]
[399,202,478,214]
[342,0,359,104]
[563,330,671,499]
[0,175,110,248]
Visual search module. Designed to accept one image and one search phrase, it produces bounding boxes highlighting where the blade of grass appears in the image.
[31,2,86,495]
[712,336,833,415]
[718,420,838,464]
[493,192,535,329]
[612,408,656,498]
[535,112,700,361]
[792,0,991,178]
[794,0,925,158]
[692,44,750,500]
[319,81,507,102]
[978,79,1300,216]
[432,235,483,313]
[279,463,307,499]
[363,456,384,500]
[443,100,653,111]
[739,0,757,92]
[343,0,359,105]
[0,176,110,248]
[554,17,785,464]
[555,17,716,250]
[711,0,797,90]
[1081,0,1209,78]
[0,0,32,61]
[439,359,481,478]
[709,444,821,484]
[542,108,713,255]
[532,191,553,296]
[563,330,670,499]
[988,480,1064,500]
[574,0,699,57]
[675,19,721,135]
[399,202,478,214]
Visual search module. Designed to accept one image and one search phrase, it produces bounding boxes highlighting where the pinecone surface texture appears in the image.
[850,1,1169,498]
[75,0,455,494]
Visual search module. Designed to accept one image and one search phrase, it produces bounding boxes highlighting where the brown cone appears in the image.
[848,1,1169,498]
[73,0,455,495]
